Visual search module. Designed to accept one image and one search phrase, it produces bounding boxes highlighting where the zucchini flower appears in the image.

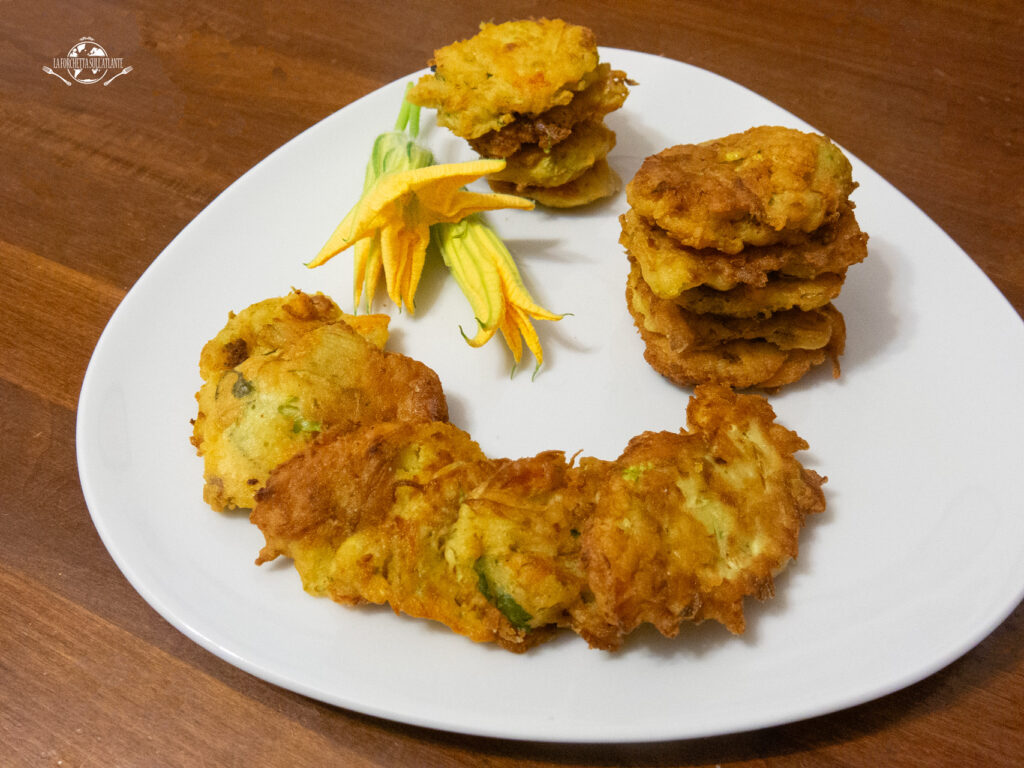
[309,94,532,313]
[308,91,563,374]
[433,216,563,376]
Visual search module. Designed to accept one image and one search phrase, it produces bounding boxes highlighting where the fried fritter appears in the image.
[489,157,621,208]
[254,422,592,652]
[192,297,447,512]
[626,257,845,390]
[673,304,841,352]
[468,64,630,158]
[409,19,627,208]
[487,119,617,189]
[254,423,610,651]
[626,126,857,254]
[446,452,608,640]
[251,421,542,646]
[672,272,846,318]
[576,385,826,650]
[407,19,600,140]
[620,205,868,295]
[201,291,334,379]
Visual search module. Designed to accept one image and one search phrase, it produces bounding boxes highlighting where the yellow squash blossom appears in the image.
[309,159,533,313]
[307,91,564,374]
[434,216,563,376]
[344,122,435,311]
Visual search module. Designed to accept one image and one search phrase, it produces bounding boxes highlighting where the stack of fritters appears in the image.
[252,385,826,652]
[621,126,869,390]
[407,18,630,208]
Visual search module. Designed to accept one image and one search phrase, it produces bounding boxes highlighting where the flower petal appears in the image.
[380,214,431,312]
[424,188,535,223]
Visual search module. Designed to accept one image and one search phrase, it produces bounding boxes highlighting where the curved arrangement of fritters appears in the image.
[407,19,630,207]
[251,385,826,652]
[621,126,868,390]
[191,291,448,511]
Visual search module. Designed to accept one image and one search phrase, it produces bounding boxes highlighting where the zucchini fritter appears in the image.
[199,291,343,379]
[487,119,616,189]
[468,63,630,158]
[251,422,544,647]
[407,19,600,140]
[620,128,866,389]
[447,452,607,638]
[576,385,826,650]
[408,18,629,208]
[192,292,447,511]
[627,126,857,254]
[671,273,847,318]
[488,158,620,209]
[620,206,868,296]
[626,257,845,390]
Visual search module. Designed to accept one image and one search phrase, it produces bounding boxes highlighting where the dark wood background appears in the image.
[2,1,1021,765]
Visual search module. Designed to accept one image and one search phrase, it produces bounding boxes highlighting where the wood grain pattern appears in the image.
[2,1,1021,765]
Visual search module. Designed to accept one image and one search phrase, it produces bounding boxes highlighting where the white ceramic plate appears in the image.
[77,49,1024,743]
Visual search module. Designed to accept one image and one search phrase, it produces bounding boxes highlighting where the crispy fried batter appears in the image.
[406,19,600,140]
[250,387,824,652]
[468,64,630,158]
[409,19,627,208]
[200,291,336,379]
[253,425,606,651]
[620,205,868,295]
[672,272,846,317]
[446,452,608,637]
[487,119,617,188]
[250,421,547,648]
[673,305,841,351]
[626,257,845,390]
[626,126,857,254]
[576,384,826,650]
[192,295,447,511]
[488,157,621,208]
[198,291,392,380]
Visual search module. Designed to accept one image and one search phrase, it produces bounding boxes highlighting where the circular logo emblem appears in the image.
[67,40,109,84]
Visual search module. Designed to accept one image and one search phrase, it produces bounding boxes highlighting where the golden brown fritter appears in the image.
[253,422,603,652]
[672,272,846,318]
[406,19,600,140]
[672,304,841,352]
[619,205,868,295]
[253,423,609,652]
[409,19,627,208]
[198,290,392,380]
[575,385,826,650]
[487,119,617,189]
[627,126,857,254]
[200,291,338,379]
[192,296,447,512]
[468,64,630,158]
[626,257,845,390]
[488,157,621,208]
[446,452,609,639]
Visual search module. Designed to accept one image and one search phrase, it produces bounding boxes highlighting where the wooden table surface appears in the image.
[3,1,1021,765]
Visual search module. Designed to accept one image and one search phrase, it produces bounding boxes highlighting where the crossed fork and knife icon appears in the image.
[42,65,133,86]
